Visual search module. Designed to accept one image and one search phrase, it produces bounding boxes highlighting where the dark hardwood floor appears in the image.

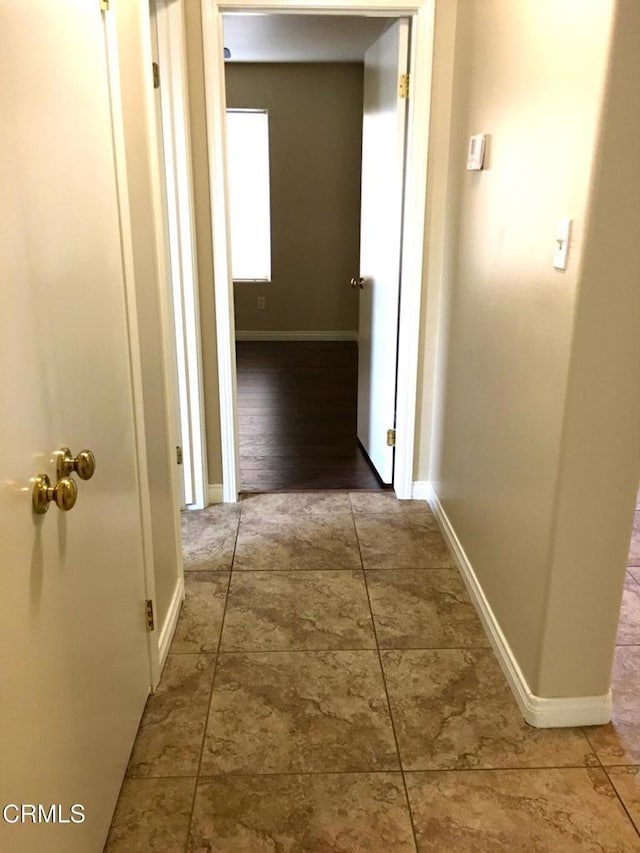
[236,341,384,492]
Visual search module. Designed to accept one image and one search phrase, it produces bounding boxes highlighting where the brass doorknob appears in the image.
[350,276,365,290]
[57,447,96,481]
[32,474,78,515]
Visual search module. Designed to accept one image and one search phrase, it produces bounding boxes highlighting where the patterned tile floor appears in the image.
[105,492,640,851]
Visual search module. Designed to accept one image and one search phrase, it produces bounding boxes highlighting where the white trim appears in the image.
[103,10,161,690]
[392,1,435,500]
[235,330,358,342]
[158,575,185,669]
[202,0,435,504]
[201,0,240,503]
[207,483,224,505]
[411,480,432,501]
[156,0,209,510]
[421,482,612,728]
[145,4,186,579]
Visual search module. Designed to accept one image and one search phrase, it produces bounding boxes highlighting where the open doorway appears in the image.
[224,16,403,492]
[203,1,433,501]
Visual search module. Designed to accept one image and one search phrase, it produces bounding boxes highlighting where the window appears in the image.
[225,109,272,282]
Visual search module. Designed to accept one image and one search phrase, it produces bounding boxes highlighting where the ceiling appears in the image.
[222,14,393,63]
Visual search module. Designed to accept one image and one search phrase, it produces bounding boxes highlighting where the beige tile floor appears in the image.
[105,492,640,852]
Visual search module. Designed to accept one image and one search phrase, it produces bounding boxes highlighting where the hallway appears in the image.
[106,493,640,851]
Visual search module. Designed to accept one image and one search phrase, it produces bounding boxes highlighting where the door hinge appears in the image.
[100,0,110,11]
[176,445,183,465]
[145,599,155,631]
[387,428,396,447]
[399,73,410,99]
[152,62,160,90]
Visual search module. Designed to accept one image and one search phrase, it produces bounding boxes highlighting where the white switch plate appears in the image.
[467,134,486,171]
[553,218,572,270]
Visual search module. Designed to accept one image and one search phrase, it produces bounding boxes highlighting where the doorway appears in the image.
[224,25,396,492]
[202,0,435,502]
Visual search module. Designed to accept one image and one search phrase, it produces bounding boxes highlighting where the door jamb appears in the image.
[103,7,161,688]
[155,0,209,510]
[201,0,436,501]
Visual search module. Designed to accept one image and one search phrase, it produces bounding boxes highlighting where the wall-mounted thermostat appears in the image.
[467,134,486,171]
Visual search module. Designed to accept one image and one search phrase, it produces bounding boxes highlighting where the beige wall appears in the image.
[414,0,458,483]
[535,0,640,696]
[226,63,363,333]
[115,0,182,632]
[182,0,640,702]
[423,0,640,697]
[184,0,223,484]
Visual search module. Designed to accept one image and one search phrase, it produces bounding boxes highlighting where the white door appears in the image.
[0,3,151,852]
[356,19,409,485]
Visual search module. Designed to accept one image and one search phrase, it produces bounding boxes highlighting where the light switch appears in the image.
[553,218,572,270]
[466,134,486,171]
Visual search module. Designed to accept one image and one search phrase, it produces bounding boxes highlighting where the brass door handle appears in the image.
[32,474,78,514]
[350,277,365,290]
[57,447,96,481]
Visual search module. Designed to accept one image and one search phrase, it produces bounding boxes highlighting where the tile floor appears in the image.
[105,492,640,851]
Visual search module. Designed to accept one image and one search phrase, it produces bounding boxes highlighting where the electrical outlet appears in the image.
[257,296,266,310]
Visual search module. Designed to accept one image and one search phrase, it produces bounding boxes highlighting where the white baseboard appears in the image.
[416,481,612,728]
[411,480,432,501]
[158,575,185,670]
[235,330,358,342]
[207,483,224,505]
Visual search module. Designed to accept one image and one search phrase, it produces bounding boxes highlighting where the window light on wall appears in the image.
[225,109,272,282]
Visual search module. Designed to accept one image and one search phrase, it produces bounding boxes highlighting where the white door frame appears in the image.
[155,0,209,509]
[104,5,161,687]
[201,0,436,501]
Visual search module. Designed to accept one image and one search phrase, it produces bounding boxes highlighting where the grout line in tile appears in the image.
[363,566,460,571]
[183,499,242,853]
[582,727,640,840]
[351,505,419,853]
[221,567,367,575]
[363,566,458,572]
[376,644,490,651]
[229,567,367,573]
[169,649,221,656]
[605,769,640,839]
[165,651,216,659]
[401,763,609,773]
[239,515,358,522]
[217,646,378,654]
[193,769,406,779]
[183,569,232,574]
[211,645,491,655]
[192,762,621,778]
[227,566,454,573]
[123,774,199,781]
